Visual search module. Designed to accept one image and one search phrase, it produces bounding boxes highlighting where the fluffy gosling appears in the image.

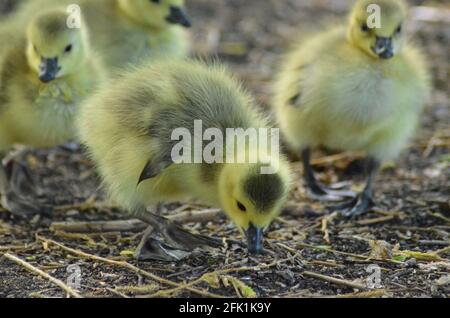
[0,8,105,216]
[272,0,430,217]
[78,60,292,258]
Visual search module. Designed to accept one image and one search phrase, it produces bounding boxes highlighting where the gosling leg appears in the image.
[133,205,222,261]
[4,159,40,197]
[302,148,356,201]
[0,156,52,218]
[333,157,379,217]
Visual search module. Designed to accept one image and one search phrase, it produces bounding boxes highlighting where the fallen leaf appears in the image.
[396,250,442,262]
[119,250,135,258]
[368,240,393,260]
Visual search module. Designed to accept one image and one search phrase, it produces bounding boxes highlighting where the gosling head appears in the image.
[26,9,89,83]
[118,0,191,29]
[218,161,291,254]
[347,0,408,60]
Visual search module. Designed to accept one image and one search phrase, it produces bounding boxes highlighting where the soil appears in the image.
[0,0,449,298]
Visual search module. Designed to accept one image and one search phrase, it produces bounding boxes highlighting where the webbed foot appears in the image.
[306,180,356,202]
[332,192,375,218]
[135,213,222,262]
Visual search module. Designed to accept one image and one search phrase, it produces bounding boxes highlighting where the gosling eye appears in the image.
[236,201,247,212]
[361,23,370,33]
[395,24,402,34]
[150,0,161,4]
[64,44,73,53]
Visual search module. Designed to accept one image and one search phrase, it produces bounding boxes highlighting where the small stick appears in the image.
[328,289,386,298]
[356,215,396,226]
[276,242,300,255]
[418,240,450,246]
[302,270,367,290]
[0,245,32,252]
[50,219,147,234]
[296,242,368,260]
[106,287,130,298]
[2,253,82,298]
[296,242,404,265]
[435,245,450,255]
[114,284,159,295]
[53,195,108,212]
[50,209,222,234]
[427,211,450,224]
[321,218,330,244]
[308,260,346,268]
[321,213,337,244]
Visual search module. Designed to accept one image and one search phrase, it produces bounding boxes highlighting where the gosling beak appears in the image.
[372,36,394,59]
[246,223,264,254]
[166,6,191,28]
[39,57,61,83]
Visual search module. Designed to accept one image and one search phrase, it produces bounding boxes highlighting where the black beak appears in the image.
[166,6,191,28]
[372,36,394,59]
[246,223,264,254]
[39,57,60,83]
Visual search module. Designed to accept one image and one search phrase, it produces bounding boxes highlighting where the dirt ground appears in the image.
[0,0,449,298]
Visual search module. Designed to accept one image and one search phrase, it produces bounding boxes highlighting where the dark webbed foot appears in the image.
[1,190,53,219]
[332,157,380,218]
[5,160,41,197]
[135,226,192,262]
[306,180,356,202]
[332,193,375,218]
[135,211,222,262]
[302,149,356,201]
[0,163,51,219]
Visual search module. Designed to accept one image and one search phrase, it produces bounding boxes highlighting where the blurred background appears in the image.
[1,0,448,111]
[0,0,449,298]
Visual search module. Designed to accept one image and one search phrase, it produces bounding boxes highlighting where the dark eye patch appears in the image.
[396,24,402,34]
[237,201,247,212]
[361,23,369,32]
[64,44,73,53]
[150,0,161,4]
[244,172,284,211]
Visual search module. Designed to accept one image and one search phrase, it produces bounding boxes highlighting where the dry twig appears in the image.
[50,209,222,234]
[302,271,367,290]
[2,253,82,298]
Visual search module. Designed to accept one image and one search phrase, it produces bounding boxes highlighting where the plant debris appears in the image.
[0,0,449,298]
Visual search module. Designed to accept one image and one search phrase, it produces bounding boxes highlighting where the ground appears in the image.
[0,0,449,298]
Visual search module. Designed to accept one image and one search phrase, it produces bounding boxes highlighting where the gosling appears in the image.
[272,0,430,217]
[78,60,292,258]
[0,8,105,217]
